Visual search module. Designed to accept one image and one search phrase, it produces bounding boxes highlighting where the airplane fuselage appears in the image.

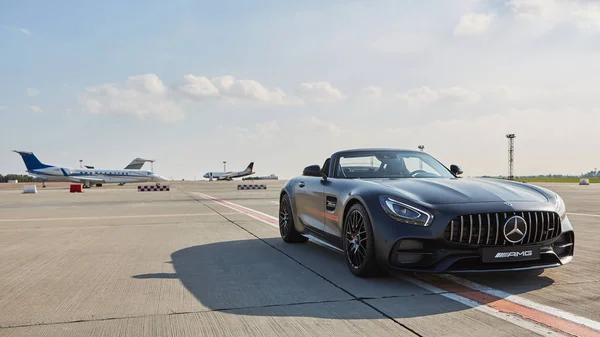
[203,170,255,180]
[203,162,255,181]
[27,167,164,184]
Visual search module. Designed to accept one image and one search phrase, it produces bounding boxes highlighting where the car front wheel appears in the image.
[343,203,383,277]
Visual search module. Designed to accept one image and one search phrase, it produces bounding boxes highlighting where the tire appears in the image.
[343,203,384,277]
[279,194,308,243]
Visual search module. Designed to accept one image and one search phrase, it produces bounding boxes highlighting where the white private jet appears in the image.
[203,162,255,181]
[13,151,168,188]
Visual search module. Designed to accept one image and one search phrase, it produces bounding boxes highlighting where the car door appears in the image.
[322,178,353,243]
[294,176,325,231]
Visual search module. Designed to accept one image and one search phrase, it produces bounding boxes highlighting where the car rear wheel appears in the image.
[343,203,383,277]
[279,194,308,243]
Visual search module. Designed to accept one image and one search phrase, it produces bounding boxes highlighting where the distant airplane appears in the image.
[13,151,168,188]
[203,162,255,181]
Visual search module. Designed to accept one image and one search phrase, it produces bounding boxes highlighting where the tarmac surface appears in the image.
[0,180,598,336]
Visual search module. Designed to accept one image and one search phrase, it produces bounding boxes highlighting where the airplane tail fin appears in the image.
[246,162,254,172]
[12,151,52,171]
[125,158,146,170]
[125,158,154,170]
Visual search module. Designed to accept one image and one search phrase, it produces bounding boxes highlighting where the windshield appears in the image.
[334,150,454,179]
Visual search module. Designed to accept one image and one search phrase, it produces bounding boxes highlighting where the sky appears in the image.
[1,0,600,180]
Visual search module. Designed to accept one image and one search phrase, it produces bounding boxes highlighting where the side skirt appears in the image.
[302,234,344,254]
[299,224,344,254]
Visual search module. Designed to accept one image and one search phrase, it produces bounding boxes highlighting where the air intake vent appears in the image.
[443,211,561,246]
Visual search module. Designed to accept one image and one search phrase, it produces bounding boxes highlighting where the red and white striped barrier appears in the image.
[237,184,267,190]
[138,185,170,192]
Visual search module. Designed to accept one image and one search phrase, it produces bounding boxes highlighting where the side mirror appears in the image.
[450,164,463,175]
[303,165,324,178]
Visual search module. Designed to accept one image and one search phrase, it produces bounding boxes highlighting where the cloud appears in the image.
[255,120,280,139]
[0,106,7,111]
[571,4,600,29]
[506,0,558,21]
[396,86,439,108]
[358,86,383,100]
[79,73,351,121]
[211,75,301,105]
[453,13,492,35]
[306,116,344,136]
[506,0,600,30]
[296,82,345,102]
[30,105,43,112]
[177,74,220,99]
[396,86,480,107]
[177,74,302,105]
[439,87,481,104]
[2,26,31,36]
[232,120,281,142]
[26,88,40,97]
[80,73,185,122]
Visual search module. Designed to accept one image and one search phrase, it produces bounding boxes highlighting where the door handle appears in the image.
[298,181,305,188]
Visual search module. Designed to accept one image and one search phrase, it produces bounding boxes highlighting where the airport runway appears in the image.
[0,181,598,336]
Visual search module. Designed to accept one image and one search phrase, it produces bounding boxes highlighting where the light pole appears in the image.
[223,161,227,171]
[506,134,516,180]
[79,160,83,168]
[417,145,425,169]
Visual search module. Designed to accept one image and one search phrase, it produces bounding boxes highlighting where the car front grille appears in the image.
[443,211,562,246]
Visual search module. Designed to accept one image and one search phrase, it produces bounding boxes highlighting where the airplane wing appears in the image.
[70,176,106,183]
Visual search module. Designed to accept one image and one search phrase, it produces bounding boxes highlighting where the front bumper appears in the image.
[383,229,574,273]
[367,201,575,273]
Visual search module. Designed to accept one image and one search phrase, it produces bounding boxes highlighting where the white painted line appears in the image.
[440,274,600,332]
[397,275,566,337]
[0,212,237,222]
[271,201,279,205]
[192,192,278,229]
[567,212,600,218]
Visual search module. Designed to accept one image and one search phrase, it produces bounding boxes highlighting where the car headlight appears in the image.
[555,194,566,220]
[379,196,434,226]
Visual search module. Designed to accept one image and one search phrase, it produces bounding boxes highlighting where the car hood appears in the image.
[366,178,550,205]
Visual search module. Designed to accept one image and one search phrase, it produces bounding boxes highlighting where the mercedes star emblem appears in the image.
[503,215,528,243]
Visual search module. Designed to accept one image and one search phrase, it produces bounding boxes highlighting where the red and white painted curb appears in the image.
[138,185,170,192]
[192,191,600,337]
[237,184,267,190]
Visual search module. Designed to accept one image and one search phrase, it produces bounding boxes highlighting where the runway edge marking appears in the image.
[192,191,600,337]
[567,212,600,218]
[396,275,565,337]
[440,274,600,332]
[0,212,234,222]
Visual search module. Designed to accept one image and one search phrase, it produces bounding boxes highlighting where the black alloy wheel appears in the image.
[279,194,308,243]
[343,203,383,277]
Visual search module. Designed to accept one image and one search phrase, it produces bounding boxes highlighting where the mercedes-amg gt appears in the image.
[278,148,574,277]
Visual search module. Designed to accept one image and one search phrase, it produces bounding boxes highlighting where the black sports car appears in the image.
[278,148,574,277]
